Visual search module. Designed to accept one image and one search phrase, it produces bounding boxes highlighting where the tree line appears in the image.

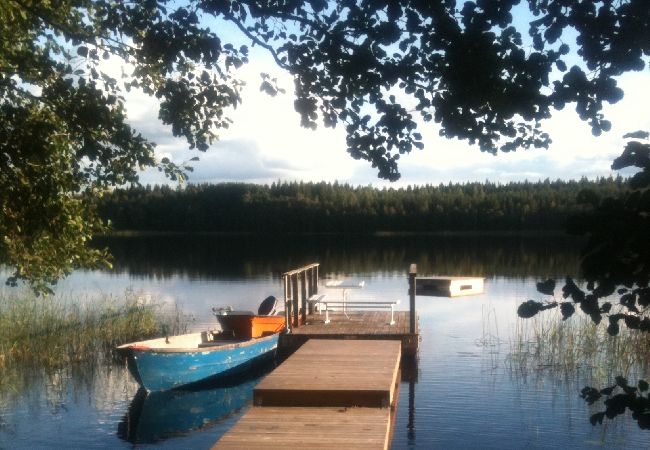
[98,178,627,233]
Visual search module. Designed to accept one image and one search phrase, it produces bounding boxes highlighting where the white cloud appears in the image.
[119,40,649,187]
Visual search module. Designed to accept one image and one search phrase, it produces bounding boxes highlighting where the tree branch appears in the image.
[222,13,289,70]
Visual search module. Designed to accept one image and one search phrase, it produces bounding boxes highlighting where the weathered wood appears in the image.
[212,406,392,450]
[254,339,401,408]
[281,310,418,356]
[311,266,319,296]
[294,312,407,334]
[282,263,321,330]
[291,274,299,328]
[301,271,308,325]
[318,300,399,325]
[409,264,417,334]
[283,263,320,277]
[283,274,291,332]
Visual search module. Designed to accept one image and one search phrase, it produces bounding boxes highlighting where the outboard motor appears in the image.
[211,305,233,316]
[258,295,277,316]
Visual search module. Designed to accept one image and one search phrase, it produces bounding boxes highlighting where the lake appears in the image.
[1,234,648,449]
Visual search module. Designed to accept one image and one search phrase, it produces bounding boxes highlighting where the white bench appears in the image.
[307,294,327,313]
[318,299,400,325]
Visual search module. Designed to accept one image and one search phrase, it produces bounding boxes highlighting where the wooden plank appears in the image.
[298,311,410,335]
[212,407,391,450]
[254,340,401,408]
[279,311,418,357]
[282,263,320,277]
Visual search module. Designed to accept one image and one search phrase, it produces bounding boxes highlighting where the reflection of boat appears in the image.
[117,296,285,391]
[117,365,271,444]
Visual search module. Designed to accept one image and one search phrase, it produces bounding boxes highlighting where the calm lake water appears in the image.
[1,234,648,449]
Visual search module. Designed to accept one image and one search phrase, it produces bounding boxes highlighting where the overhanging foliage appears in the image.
[1,1,648,290]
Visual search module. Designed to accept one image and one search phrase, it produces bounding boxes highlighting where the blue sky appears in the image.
[117,12,650,188]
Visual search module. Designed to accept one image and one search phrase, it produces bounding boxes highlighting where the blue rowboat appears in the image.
[118,296,285,391]
[117,331,280,392]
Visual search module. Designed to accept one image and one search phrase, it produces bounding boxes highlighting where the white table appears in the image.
[323,279,365,318]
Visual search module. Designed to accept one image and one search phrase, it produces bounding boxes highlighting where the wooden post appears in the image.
[305,266,319,315]
[291,274,299,328]
[301,271,308,325]
[409,263,417,334]
[281,263,321,329]
[307,267,315,297]
[283,274,291,333]
[306,268,312,315]
[408,379,416,441]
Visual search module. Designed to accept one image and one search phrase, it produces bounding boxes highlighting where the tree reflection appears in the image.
[95,233,583,280]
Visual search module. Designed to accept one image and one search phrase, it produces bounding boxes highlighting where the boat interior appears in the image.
[117,331,250,351]
[117,296,284,351]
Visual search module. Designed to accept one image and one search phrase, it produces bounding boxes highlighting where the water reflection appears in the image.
[93,233,584,280]
[3,235,648,449]
[117,361,275,444]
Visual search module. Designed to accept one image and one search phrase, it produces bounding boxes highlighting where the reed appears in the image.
[0,290,186,372]
[507,308,650,384]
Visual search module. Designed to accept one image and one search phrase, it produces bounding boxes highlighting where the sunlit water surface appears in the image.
[1,235,647,449]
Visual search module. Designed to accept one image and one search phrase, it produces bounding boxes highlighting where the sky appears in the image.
[120,14,650,188]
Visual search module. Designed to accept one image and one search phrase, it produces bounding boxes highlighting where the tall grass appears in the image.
[508,308,650,385]
[0,290,186,372]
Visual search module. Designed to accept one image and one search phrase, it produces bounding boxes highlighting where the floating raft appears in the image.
[415,276,484,297]
[212,406,392,450]
[254,339,401,408]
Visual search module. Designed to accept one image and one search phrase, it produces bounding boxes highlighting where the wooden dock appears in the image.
[255,339,401,408]
[278,263,419,357]
[213,339,400,450]
[280,311,418,357]
[213,263,423,449]
[211,406,392,450]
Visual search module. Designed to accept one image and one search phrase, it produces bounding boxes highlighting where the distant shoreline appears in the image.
[98,229,573,238]
[97,179,625,236]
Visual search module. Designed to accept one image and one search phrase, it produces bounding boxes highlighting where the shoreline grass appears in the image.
[507,309,650,385]
[0,290,186,373]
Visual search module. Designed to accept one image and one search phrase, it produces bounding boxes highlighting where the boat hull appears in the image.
[119,333,280,392]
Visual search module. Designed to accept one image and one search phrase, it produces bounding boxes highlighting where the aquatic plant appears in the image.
[0,290,185,373]
[508,308,650,428]
[509,308,650,380]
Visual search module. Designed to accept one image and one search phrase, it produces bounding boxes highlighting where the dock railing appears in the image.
[282,263,320,332]
[282,262,419,335]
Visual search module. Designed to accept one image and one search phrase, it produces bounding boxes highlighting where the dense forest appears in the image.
[98,178,627,233]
